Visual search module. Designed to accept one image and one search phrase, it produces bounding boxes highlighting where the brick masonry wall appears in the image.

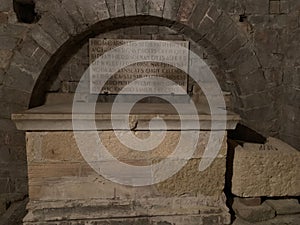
[0,0,299,216]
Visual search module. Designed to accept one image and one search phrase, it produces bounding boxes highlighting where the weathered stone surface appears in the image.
[0,49,12,69]
[177,0,197,23]
[36,0,77,35]
[76,0,110,24]
[148,0,165,17]
[3,64,34,93]
[232,137,300,197]
[233,197,275,223]
[187,0,209,29]
[0,86,31,105]
[0,12,8,24]
[25,130,228,198]
[38,14,70,46]
[23,213,230,225]
[20,111,232,224]
[0,197,28,225]
[270,1,280,14]
[197,5,222,37]
[0,36,19,50]
[233,215,300,225]
[265,199,300,215]
[239,0,269,14]
[232,217,251,225]
[30,25,59,54]
[0,196,6,215]
[124,0,136,16]
[238,197,262,206]
[106,0,125,18]
[0,0,13,12]
[0,69,4,85]
[0,24,28,38]
[163,0,181,20]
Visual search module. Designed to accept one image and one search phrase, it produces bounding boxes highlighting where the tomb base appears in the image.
[12,103,239,225]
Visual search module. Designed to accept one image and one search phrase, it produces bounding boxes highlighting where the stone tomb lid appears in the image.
[12,102,240,131]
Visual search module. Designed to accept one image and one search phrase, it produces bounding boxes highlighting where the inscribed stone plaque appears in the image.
[89,39,189,94]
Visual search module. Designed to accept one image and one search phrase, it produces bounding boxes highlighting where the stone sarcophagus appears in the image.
[12,101,239,225]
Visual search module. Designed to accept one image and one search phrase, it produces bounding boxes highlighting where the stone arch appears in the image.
[6,0,268,134]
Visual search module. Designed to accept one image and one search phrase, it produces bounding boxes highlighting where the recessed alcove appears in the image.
[12,22,241,224]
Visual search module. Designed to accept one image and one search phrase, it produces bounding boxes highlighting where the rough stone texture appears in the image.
[232,197,276,223]
[265,199,300,215]
[232,137,300,197]
[238,197,262,206]
[0,0,299,222]
[0,49,13,68]
[23,130,230,224]
[233,215,300,225]
[0,197,28,225]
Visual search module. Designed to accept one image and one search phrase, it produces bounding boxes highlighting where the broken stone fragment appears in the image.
[232,137,300,197]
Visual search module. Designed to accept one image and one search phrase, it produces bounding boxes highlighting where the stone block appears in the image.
[30,25,60,54]
[59,0,90,34]
[225,45,254,68]
[219,33,248,60]
[0,69,4,85]
[232,197,275,223]
[234,69,267,95]
[196,5,221,37]
[0,102,27,119]
[0,49,13,69]
[270,1,280,14]
[24,129,229,223]
[149,0,164,17]
[0,195,7,215]
[136,0,150,15]
[47,2,77,35]
[0,86,31,106]
[187,0,209,29]
[265,199,300,215]
[38,14,69,46]
[234,215,300,225]
[177,0,197,23]
[3,64,34,93]
[232,217,251,225]
[0,24,27,37]
[236,55,260,76]
[232,137,300,197]
[241,0,269,14]
[10,51,41,80]
[0,36,18,50]
[124,0,136,16]
[76,0,109,24]
[238,197,262,206]
[141,25,159,35]
[0,0,13,12]
[204,13,234,47]
[106,0,125,18]
[280,1,290,14]
[238,90,275,109]
[0,12,8,23]
[163,0,181,20]
[19,39,50,78]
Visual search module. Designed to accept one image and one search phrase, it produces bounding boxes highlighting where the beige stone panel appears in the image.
[27,157,227,201]
[26,131,226,163]
[26,132,84,163]
[26,131,227,201]
[155,157,227,197]
[232,138,300,197]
